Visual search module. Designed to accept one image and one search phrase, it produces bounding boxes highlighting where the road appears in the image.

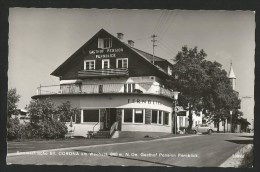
[7,133,253,167]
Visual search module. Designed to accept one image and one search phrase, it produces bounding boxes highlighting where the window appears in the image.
[158,111,163,124]
[164,112,169,125]
[83,109,99,122]
[123,109,144,124]
[134,109,144,123]
[124,109,133,123]
[151,110,158,123]
[214,122,217,128]
[151,110,169,125]
[124,83,135,93]
[102,59,110,69]
[98,38,112,49]
[117,58,128,68]
[84,60,95,70]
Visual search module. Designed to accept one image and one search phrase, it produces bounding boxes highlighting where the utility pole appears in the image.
[151,34,157,65]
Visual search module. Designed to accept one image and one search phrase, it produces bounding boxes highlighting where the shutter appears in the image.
[145,109,151,124]
[124,84,127,93]
[132,84,135,92]
[98,38,104,49]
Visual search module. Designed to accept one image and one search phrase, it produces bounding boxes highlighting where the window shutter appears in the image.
[124,84,127,93]
[98,38,104,49]
[132,84,135,92]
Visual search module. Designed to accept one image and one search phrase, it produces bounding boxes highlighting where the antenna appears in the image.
[151,34,157,65]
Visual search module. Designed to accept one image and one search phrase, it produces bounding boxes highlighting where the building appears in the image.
[32,29,179,137]
[11,109,30,124]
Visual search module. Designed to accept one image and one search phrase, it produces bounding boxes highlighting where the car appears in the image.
[192,124,213,134]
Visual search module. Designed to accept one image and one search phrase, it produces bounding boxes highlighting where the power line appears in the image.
[157,39,178,56]
[160,10,179,41]
[153,10,166,35]
[154,10,168,36]
[157,10,172,37]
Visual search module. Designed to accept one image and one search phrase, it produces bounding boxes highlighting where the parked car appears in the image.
[192,124,213,134]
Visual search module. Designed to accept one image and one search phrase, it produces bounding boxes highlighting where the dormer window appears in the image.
[84,60,95,70]
[98,38,112,49]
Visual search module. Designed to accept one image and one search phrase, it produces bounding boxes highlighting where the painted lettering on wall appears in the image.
[89,48,124,59]
[128,99,161,105]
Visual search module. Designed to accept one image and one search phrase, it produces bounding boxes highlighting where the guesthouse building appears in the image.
[32,29,180,137]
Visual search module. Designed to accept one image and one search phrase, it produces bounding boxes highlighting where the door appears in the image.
[109,108,117,128]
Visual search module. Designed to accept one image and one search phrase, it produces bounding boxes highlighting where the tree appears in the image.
[237,117,250,132]
[26,98,68,139]
[168,46,210,131]
[27,98,56,125]
[57,101,80,123]
[168,46,241,133]
[201,60,241,132]
[7,88,21,118]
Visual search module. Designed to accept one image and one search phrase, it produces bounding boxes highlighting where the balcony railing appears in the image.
[78,68,129,78]
[36,82,174,99]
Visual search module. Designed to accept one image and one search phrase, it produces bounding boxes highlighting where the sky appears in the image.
[8,8,255,126]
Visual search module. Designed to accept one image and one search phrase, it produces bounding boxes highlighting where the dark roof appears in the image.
[51,28,172,77]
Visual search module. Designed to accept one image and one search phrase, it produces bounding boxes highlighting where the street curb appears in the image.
[7,135,200,157]
[219,144,253,168]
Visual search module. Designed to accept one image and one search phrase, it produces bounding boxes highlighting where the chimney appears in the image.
[128,40,135,47]
[117,33,124,40]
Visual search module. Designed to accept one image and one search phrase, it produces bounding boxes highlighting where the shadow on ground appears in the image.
[225,139,253,144]
[238,136,254,139]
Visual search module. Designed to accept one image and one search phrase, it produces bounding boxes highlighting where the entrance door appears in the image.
[109,108,117,128]
[105,108,117,130]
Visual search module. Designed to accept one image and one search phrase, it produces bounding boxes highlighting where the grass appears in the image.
[238,146,254,168]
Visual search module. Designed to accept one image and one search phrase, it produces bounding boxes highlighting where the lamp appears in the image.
[173,91,180,135]
[173,91,180,101]
[230,110,233,133]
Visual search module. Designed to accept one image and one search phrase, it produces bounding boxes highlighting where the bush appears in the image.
[239,146,254,168]
[20,120,68,139]
[7,117,23,140]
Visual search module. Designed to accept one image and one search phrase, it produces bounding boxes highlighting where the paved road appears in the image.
[7,133,253,167]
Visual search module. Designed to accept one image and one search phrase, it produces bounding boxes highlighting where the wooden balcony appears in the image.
[78,68,129,78]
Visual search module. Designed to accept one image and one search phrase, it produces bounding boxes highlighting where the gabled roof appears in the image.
[51,28,172,77]
[228,63,236,79]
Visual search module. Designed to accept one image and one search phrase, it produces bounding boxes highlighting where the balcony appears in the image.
[36,82,174,99]
[78,68,129,78]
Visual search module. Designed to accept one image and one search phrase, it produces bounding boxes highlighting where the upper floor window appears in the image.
[124,83,135,93]
[117,58,128,68]
[84,60,95,70]
[98,38,112,49]
[102,59,110,69]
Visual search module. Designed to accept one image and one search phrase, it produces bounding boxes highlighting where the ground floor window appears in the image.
[151,110,169,125]
[124,109,133,123]
[134,109,144,123]
[164,112,169,125]
[151,110,158,123]
[158,111,163,124]
[83,109,99,122]
[123,109,144,124]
